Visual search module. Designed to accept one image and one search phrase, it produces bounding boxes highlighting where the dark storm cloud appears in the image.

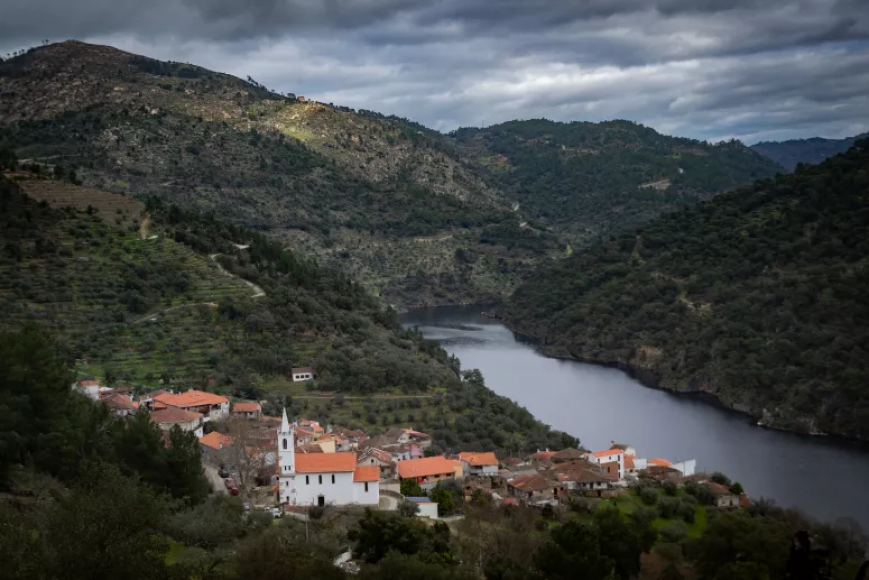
[1,0,867,141]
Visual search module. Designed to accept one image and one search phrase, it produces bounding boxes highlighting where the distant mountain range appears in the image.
[751,133,868,171]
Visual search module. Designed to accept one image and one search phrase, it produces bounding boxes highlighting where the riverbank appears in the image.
[495,309,865,444]
[404,304,869,527]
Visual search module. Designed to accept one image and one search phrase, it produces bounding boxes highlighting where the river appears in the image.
[404,305,869,529]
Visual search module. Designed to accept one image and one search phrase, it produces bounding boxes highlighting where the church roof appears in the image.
[295,452,357,473]
[353,466,380,482]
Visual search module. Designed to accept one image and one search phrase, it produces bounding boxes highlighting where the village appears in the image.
[74,372,749,520]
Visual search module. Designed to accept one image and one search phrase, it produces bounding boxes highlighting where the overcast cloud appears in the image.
[2,0,868,142]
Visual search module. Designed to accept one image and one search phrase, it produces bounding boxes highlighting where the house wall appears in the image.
[286,471,356,506]
[292,372,314,382]
[591,453,624,479]
[74,384,101,401]
[415,502,439,519]
[352,480,379,505]
[716,495,740,508]
[671,460,696,476]
[418,472,457,492]
[317,440,336,454]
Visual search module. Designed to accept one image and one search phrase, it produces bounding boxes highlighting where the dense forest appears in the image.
[2,326,867,580]
[752,133,869,171]
[453,119,782,242]
[503,141,869,439]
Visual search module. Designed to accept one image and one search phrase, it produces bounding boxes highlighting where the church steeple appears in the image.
[278,407,295,476]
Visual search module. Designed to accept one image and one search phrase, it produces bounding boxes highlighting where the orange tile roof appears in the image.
[592,449,625,458]
[153,390,228,408]
[531,450,556,459]
[199,431,233,450]
[78,379,100,387]
[316,434,335,442]
[397,457,459,479]
[295,452,357,473]
[459,452,498,467]
[509,473,549,491]
[150,407,203,424]
[232,402,261,413]
[353,466,380,482]
[102,393,137,410]
[648,458,672,467]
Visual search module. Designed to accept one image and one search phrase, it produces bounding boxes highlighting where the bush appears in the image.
[654,542,683,563]
[639,486,659,506]
[662,480,678,496]
[659,521,688,543]
[658,496,680,519]
[710,472,731,486]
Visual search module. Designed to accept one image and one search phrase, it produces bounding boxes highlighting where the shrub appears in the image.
[639,486,659,506]
[710,472,731,486]
[659,521,688,544]
[658,497,680,519]
[662,480,678,496]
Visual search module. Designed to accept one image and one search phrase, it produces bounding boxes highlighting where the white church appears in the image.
[278,409,380,507]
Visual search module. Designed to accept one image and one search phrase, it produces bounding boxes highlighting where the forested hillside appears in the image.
[503,141,869,439]
[0,41,559,307]
[0,160,575,453]
[454,120,782,242]
[752,133,868,171]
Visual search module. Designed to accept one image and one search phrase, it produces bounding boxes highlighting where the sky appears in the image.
[2,0,868,143]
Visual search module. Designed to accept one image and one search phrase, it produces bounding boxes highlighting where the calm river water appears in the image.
[404,305,869,529]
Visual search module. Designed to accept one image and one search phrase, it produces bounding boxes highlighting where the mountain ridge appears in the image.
[751,132,869,171]
[502,139,869,440]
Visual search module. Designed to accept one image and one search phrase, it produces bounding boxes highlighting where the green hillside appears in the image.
[454,119,782,242]
[0,166,575,453]
[502,140,869,439]
[751,132,868,171]
[0,41,559,308]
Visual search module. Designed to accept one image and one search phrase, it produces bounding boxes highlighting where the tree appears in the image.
[44,463,176,580]
[534,520,614,580]
[400,478,424,497]
[234,529,345,580]
[729,482,744,495]
[431,484,457,517]
[711,472,731,486]
[662,480,678,496]
[349,509,452,565]
[595,506,642,580]
[0,326,72,481]
[639,485,659,505]
[359,553,472,580]
[691,512,791,580]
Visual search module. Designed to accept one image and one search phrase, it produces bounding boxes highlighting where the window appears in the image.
[318,475,323,484]
[282,438,287,450]
[331,474,335,484]
[306,476,309,485]
[364,482,369,492]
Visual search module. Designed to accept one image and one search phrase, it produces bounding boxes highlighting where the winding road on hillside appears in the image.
[209,254,266,298]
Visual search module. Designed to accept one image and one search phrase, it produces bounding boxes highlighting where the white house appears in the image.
[406,496,439,519]
[291,367,315,382]
[150,407,205,439]
[278,410,379,507]
[73,379,101,401]
[458,452,499,476]
[588,449,625,479]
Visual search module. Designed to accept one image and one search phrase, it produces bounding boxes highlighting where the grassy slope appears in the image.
[502,144,869,439]
[0,41,561,308]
